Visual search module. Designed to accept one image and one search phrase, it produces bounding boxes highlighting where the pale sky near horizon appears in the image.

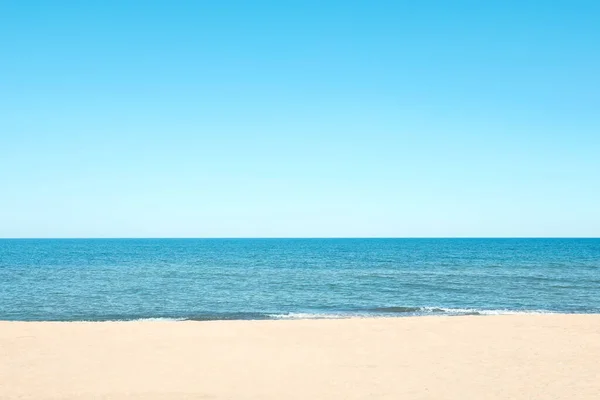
[1,1,599,238]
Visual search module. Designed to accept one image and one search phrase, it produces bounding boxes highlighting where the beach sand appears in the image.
[1,315,599,399]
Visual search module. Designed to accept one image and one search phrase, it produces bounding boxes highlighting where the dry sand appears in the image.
[1,315,599,400]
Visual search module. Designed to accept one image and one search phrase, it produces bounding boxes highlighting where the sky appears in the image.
[1,1,599,238]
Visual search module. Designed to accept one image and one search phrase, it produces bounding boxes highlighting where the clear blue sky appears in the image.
[1,1,599,238]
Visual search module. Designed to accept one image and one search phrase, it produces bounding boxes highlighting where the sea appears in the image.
[0,239,598,321]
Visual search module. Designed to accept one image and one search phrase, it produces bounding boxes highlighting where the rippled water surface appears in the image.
[0,239,598,321]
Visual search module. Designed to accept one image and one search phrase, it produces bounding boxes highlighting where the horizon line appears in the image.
[1,237,599,240]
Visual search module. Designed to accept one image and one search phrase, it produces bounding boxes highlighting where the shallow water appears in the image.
[0,239,598,321]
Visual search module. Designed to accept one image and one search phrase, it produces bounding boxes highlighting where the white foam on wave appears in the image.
[473,309,556,315]
[59,309,560,322]
[52,317,185,323]
[269,308,558,320]
[412,307,556,316]
[79,317,186,322]
[130,317,186,322]
[270,312,351,320]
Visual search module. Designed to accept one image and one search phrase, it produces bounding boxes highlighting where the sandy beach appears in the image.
[1,315,599,399]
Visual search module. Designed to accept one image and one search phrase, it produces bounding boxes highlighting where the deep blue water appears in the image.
[0,239,598,321]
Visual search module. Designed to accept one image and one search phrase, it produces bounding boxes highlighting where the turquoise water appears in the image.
[0,239,598,321]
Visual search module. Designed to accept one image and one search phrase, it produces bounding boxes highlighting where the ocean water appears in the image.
[0,239,598,321]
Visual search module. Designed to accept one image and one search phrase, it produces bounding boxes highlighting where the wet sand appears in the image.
[1,315,599,399]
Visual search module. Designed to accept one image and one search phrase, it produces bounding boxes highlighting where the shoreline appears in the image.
[2,314,599,399]
[0,310,597,323]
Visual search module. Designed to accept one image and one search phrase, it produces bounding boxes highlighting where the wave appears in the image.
[368,306,426,313]
[101,313,276,322]
[126,317,186,322]
[269,312,350,320]
[186,312,274,321]
[10,308,563,322]
[267,307,558,320]
[363,306,557,317]
[44,317,187,323]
